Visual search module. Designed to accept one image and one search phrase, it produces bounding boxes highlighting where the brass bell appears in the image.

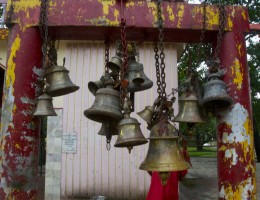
[139,117,190,185]
[98,121,118,136]
[84,78,123,123]
[46,64,79,97]
[174,90,206,123]
[114,99,148,153]
[88,76,105,96]
[137,106,154,125]
[124,56,153,92]
[107,55,122,74]
[33,93,57,117]
[202,71,233,110]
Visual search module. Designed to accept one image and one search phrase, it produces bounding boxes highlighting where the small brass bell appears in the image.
[107,55,122,74]
[139,116,190,185]
[114,99,148,153]
[137,106,154,125]
[88,76,105,96]
[124,56,153,93]
[98,121,118,136]
[33,93,57,117]
[202,70,233,110]
[45,63,79,97]
[84,77,123,123]
[174,90,206,124]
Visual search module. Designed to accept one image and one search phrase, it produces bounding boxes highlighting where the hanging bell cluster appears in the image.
[34,47,80,117]
[106,43,153,93]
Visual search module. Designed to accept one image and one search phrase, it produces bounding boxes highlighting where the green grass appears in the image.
[187,147,217,158]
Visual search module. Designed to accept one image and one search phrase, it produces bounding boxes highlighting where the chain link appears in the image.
[39,0,49,70]
[156,0,167,100]
[104,42,110,73]
[120,17,129,105]
[211,4,226,73]
[154,42,162,97]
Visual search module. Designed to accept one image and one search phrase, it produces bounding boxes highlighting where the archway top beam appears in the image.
[5,0,249,42]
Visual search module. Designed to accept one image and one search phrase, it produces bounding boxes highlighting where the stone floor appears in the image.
[179,157,260,200]
[37,158,260,199]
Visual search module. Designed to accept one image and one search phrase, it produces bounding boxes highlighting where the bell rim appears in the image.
[46,85,80,97]
[139,162,190,172]
[114,138,148,147]
[148,136,179,139]
[173,116,206,124]
[33,111,57,117]
[84,109,123,123]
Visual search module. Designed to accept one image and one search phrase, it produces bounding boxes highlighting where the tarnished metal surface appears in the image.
[0,24,42,199]
[217,32,256,199]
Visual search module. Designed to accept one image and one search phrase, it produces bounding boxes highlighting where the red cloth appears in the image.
[146,171,187,200]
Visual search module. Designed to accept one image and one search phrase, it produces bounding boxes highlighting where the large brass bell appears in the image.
[33,93,57,117]
[139,116,190,185]
[137,106,154,125]
[88,76,105,96]
[46,64,79,97]
[84,78,123,123]
[202,70,233,110]
[98,121,118,136]
[114,99,148,153]
[124,56,153,93]
[174,90,206,123]
[107,55,122,74]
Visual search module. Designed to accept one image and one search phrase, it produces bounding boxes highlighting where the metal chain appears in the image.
[210,4,226,73]
[39,0,49,70]
[48,40,58,66]
[154,42,162,97]
[120,15,129,105]
[156,0,167,99]
[5,0,14,28]
[104,42,110,74]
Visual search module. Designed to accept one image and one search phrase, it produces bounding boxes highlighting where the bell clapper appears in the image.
[127,146,133,154]
[159,172,170,186]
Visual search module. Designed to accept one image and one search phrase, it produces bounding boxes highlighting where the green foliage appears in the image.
[178,0,260,141]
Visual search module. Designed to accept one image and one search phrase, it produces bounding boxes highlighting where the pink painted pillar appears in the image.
[217,31,257,199]
[0,24,42,199]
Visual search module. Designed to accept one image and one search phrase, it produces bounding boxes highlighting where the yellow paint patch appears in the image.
[12,0,41,13]
[227,17,233,30]
[15,143,21,149]
[6,35,21,88]
[96,0,115,15]
[167,5,175,22]
[222,178,256,200]
[205,7,219,30]
[177,4,184,28]
[231,59,243,90]
[147,2,157,26]
[126,1,135,8]
[114,9,119,21]
[219,145,227,151]
[241,10,247,20]
[237,43,243,57]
